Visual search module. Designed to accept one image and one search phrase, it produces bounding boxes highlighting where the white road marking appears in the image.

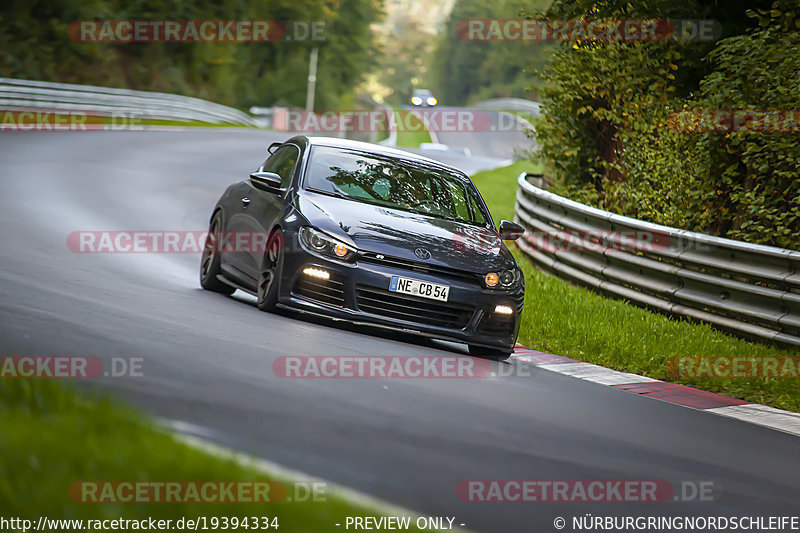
[707,404,800,438]
[537,362,658,386]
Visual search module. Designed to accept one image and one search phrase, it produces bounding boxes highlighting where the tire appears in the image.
[257,229,284,312]
[200,212,236,295]
[468,344,512,361]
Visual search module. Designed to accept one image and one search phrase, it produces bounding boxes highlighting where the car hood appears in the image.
[297,190,516,274]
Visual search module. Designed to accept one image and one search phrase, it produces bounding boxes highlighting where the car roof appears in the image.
[294,136,467,176]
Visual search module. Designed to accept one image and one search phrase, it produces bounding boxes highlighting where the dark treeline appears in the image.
[0,0,383,110]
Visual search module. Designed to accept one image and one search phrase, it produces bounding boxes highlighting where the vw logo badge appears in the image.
[414,248,431,260]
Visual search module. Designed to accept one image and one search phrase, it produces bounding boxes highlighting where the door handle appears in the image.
[241,197,251,208]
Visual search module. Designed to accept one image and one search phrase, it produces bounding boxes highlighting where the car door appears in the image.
[226,144,300,284]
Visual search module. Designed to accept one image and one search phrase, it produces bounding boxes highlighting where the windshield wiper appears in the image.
[306,187,349,200]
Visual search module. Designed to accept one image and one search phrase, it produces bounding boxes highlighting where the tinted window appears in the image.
[261,145,299,188]
[304,146,490,226]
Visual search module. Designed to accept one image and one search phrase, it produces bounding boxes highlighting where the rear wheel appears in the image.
[257,229,284,312]
[200,212,235,295]
[468,344,512,361]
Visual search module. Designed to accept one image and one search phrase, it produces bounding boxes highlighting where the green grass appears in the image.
[393,109,433,148]
[495,109,537,128]
[471,163,800,412]
[0,379,427,530]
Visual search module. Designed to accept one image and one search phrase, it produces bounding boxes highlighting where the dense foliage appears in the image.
[430,0,553,105]
[533,0,800,249]
[0,0,382,110]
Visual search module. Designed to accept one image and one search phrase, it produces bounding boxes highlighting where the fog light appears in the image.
[303,267,330,280]
[494,305,514,315]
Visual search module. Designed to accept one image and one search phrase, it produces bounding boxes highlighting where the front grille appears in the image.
[355,286,474,329]
[477,313,516,337]
[359,252,479,283]
[293,274,345,307]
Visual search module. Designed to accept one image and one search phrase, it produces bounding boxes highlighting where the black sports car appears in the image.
[200,136,525,358]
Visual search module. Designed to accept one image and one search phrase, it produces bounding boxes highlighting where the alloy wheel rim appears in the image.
[201,220,218,277]
[258,234,280,303]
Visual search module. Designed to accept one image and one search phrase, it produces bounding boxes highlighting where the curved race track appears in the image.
[1,128,799,532]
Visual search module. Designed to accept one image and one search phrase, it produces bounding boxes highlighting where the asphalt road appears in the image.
[1,130,799,533]
[403,106,533,163]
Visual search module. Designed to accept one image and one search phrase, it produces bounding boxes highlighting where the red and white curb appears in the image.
[510,344,800,438]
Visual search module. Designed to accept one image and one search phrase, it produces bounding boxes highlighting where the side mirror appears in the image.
[498,220,525,241]
[250,171,283,192]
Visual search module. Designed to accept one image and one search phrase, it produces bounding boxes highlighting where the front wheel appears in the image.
[468,344,512,361]
[200,212,236,295]
[257,229,284,312]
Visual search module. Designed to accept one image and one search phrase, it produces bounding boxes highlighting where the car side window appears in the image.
[261,145,300,188]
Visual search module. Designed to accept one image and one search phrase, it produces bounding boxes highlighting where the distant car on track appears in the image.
[410,89,437,107]
[200,136,525,358]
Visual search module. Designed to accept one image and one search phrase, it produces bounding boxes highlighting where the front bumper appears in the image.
[277,234,524,351]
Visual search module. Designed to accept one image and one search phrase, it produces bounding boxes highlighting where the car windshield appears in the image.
[304,146,491,226]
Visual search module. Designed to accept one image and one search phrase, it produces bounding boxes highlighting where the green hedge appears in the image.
[532,0,800,249]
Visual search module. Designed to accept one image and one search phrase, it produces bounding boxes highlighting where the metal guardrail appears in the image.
[477,98,541,116]
[514,172,800,348]
[0,77,257,126]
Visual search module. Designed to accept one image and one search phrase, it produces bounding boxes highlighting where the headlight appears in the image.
[484,269,519,289]
[300,226,356,261]
[411,96,422,105]
[426,97,437,106]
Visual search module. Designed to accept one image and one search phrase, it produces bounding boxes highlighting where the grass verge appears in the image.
[471,163,800,413]
[393,109,432,148]
[0,379,427,530]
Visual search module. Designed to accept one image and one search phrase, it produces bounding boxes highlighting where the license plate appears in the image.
[389,275,450,302]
